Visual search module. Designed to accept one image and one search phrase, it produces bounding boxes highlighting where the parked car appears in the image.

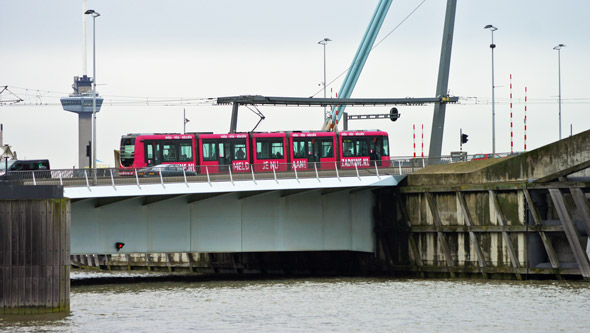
[0,159,51,179]
[137,164,196,177]
[472,153,501,161]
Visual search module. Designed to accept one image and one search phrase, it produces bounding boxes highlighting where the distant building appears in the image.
[0,123,18,160]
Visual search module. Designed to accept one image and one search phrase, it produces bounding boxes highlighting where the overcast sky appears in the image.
[1,0,589,168]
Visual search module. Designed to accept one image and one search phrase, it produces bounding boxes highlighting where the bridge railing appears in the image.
[1,153,515,187]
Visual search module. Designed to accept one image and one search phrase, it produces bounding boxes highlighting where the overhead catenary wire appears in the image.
[309,0,428,98]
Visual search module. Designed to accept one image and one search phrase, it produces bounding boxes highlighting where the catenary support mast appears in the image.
[428,0,457,162]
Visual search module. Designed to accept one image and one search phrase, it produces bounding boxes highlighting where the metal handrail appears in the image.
[1,152,517,188]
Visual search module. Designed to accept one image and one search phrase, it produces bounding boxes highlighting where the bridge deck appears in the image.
[7,164,417,199]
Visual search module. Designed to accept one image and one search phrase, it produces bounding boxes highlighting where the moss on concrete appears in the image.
[408,129,590,186]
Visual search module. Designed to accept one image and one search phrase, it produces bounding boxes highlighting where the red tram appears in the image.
[119,130,389,175]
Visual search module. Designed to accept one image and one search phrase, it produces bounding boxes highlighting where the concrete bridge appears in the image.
[63,165,406,255]
[4,130,590,315]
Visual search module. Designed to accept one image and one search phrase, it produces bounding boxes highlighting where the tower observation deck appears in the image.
[60,75,103,168]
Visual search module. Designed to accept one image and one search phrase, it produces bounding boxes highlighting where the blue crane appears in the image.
[322,0,393,131]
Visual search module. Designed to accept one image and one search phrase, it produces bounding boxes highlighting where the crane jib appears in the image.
[323,0,393,131]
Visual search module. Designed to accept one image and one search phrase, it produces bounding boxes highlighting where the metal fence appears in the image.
[0,153,517,188]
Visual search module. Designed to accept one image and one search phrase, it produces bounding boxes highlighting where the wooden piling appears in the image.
[0,198,70,314]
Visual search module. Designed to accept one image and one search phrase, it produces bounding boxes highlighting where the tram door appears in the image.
[293,139,319,165]
[143,140,161,166]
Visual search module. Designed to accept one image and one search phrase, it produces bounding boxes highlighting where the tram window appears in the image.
[121,144,135,159]
[271,142,283,158]
[320,140,333,158]
[293,140,309,158]
[120,138,135,159]
[233,143,247,160]
[342,139,354,157]
[202,141,217,161]
[146,143,154,160]
[256,141,267,159]
[343,137,371,157]
[356,139,369,157]
[256,139,284,159]
[220,143,227,158]
[162,143,177,162]
[154,144,161,164]
[382,137,390,156]
[179,142,193,162]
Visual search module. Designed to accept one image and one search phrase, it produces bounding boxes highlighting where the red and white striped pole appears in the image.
[413,124,416,158]
[510,74,513,154]
[330,87,333,112]
[421,124,424,157]
[524,86,528,151]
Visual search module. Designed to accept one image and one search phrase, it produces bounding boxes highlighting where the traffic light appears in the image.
[461,134,469,144]
[389,107,400,122]
[86,142,91,157]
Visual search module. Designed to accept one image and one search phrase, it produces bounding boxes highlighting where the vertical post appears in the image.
[428,0,457,162]
[314,162,320,182]
[524,87,527,151]
[421,124,424,157]
[85,9,101,182]
[206,166,212,186]
[343,112,348,131]
[135,168,141,189]
[84,169,90,189]
[109,169,115,190]
[229,102,239,133]
[324,39,327,119]
[318,38,332,121]
[413,124,416,158]
[491,28,496,155]
[510,74,513,153]
[91,13,98,174]
[553,44,566,140]
[82,0,87,75]
[558,48,562,140]
[374,161,380,179]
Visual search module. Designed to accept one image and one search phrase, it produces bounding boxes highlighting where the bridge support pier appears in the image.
[0,185,70,315]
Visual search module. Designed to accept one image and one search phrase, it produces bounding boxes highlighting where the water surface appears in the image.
[2,271,589,332]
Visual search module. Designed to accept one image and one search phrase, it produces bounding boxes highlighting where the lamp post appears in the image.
[484,25,498,155]
[85,9,100,170]
[318,37,332,121]
[553,43,566,140]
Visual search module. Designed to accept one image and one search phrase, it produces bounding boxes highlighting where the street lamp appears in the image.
[484,24,498,155]
[553,43,566,140]
[318,37,332,121]
[85,9,100,170]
